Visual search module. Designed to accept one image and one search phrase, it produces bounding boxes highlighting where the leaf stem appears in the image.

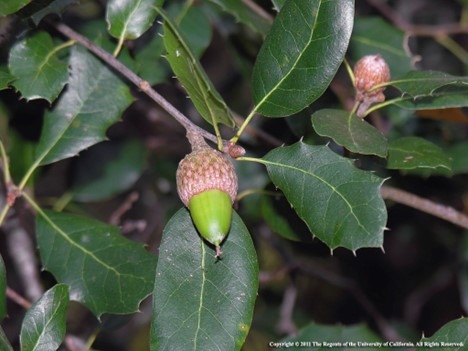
[230,109,257,144]
[381,185,468,230]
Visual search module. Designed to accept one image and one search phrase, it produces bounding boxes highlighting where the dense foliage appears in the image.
[1,0,468,350]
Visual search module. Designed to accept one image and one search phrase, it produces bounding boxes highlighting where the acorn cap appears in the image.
[353,54,390,99]
[176,147,238,207]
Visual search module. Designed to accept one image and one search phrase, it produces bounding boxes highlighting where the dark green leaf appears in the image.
[0,255,5,321]
[71,140,147,202]
[278,322,382,350]
[162,13,235,128]
[350,17,413,78]
[395,84,468,110]
[311,109,388,157]
[445,141,468,174]
[0,327,14,351]
[36,210,157,317]
[0,66,14,91]
[35,45,133,166]
[392,70,468,96]
[0,0,31,16]
[419,317,468,350]
[261,141,386,251]
[252,0,354,116]
[387,137,452,172]
[208,0,271,37]
[150,208,258,351]
[106,0,163,40]
[175,4,212,58]
[19,284,69,351]
[8,31,68,102]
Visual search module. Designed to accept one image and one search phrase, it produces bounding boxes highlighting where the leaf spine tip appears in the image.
[380,246,386,254]
[352,250,357,257]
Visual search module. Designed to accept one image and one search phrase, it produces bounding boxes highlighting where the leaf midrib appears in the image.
[254,0,323,113]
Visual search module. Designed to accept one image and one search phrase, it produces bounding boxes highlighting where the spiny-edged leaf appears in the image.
[252,0,354,117]
[19,284,69,351]
[106,0,163,40]
[175,3,212,58]
[208,0,271,37]
[0,0,31,16]
[311,109,388,157]
[35,45,133,166]
[36,210,157,317]
[419,317,468,350]
[0,66,14,91]
[0,255,5,321]
[350,17,413,78]
[8,31,68,102]
[387,136,452,172]
[71,140,147,202]
[0,327,14,351]
[394,84,468,110]
[392,70,468,97]
[162,13,235,128]
[151,209,258,351]
[261,141,386,251]
[279,322,382,350]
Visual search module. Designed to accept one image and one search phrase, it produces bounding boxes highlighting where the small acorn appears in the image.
[353,54,391,117]
[176,134,238,256]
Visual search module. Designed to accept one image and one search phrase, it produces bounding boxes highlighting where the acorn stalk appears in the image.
[176,131,238,256]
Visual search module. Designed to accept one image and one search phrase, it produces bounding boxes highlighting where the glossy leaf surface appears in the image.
[311,109,388,157]
[106,0,163,40]
[387,137,452,172]
[151,208,258,351]
[19,284,69,351]
[36,210,157,317]
[8,31,68,102]
[261,141,386,251]
[162,14,235,128]
[35,45,133,166]
[391,71,468,110]
[252,0,354,116]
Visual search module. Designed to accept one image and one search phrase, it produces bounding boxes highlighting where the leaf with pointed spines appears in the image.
[261,141,387,251]
[36,210,157,317]
[162,11,236,128]
[34,45,133,166]
[8,31,68,103]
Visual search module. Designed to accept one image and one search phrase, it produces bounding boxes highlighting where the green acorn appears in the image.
[176,143,238,256]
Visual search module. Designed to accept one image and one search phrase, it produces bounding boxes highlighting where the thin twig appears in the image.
[47,20,221,147]
[381,185,468,230]
[6,287,32,309]
[366,0,468,36]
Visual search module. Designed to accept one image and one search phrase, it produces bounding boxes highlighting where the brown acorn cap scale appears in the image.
[176,147,238,208]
